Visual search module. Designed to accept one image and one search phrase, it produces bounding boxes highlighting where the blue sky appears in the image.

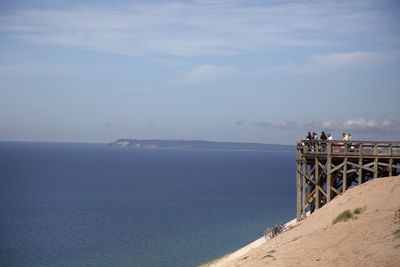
[0,0,399,144]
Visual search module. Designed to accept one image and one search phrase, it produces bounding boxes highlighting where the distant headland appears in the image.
[108,139,295,152]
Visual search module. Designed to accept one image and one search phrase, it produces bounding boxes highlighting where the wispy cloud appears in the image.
[308,51,399,69]
[254,121,272,128]
[173,65,236,86]
[0,1,392,56]
[0,62,61,75]
[342,117,395,132]
[235,120,246,126]
[251,117,398,134]
[253,120,299,130]
[303,117,399,133]
[103,122,114,128]
[275,120,299,130]
[251,51,400,75]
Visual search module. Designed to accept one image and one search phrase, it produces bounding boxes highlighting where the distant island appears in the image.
[108,139,295,152]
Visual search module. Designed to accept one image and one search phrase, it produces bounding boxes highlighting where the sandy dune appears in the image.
[201,176,400,267]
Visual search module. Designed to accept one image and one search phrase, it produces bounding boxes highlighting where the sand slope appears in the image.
[203,176,400,267]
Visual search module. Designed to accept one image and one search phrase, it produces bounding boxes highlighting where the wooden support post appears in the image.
[296,161,302,221]
[327,142,332,202]
[343,157,347,193]
[358,157,363,185]
[373,143,378,179]
[358,143,363,185]
[389,144,393,177]
[302,159,307,219]
[315,157,320,209]
[374,157,378,179]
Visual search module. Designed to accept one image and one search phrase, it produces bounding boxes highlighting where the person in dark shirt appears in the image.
[320,131,327,141]
[306,131,312,140]
[320,131,328,151]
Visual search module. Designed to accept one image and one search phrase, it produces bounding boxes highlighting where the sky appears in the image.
[0,0,399,145]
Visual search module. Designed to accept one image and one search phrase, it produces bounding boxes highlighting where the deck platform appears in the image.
[296,140,400,221]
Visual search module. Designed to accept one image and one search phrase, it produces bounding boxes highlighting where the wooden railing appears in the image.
[297,140,400,158]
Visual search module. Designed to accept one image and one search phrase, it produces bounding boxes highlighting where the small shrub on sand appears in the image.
[353,207,363,214]
[394,207,400,240]
[394,229,400,240]
[332,210,353,225]
[265,224,286,239]
[395,208,400,225]
[332,207,365,225]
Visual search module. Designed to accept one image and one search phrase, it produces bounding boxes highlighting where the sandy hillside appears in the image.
[201,176,400,267]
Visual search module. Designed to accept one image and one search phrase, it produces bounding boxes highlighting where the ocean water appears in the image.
[0,142,296,267]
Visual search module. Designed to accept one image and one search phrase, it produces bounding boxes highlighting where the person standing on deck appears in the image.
[320,132,327,141]
[348,133,354,150]
[342,132,349,151]
[342,132,349,142]
[306,131,312,140]
[320,131,328,151]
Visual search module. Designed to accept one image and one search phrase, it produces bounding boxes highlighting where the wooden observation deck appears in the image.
[296,140,400,221]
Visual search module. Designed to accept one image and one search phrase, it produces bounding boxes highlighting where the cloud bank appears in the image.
[304,117,398,133]
[251,117,399,134]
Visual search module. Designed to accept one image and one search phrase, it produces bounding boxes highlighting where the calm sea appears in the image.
[0,142,296,267]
